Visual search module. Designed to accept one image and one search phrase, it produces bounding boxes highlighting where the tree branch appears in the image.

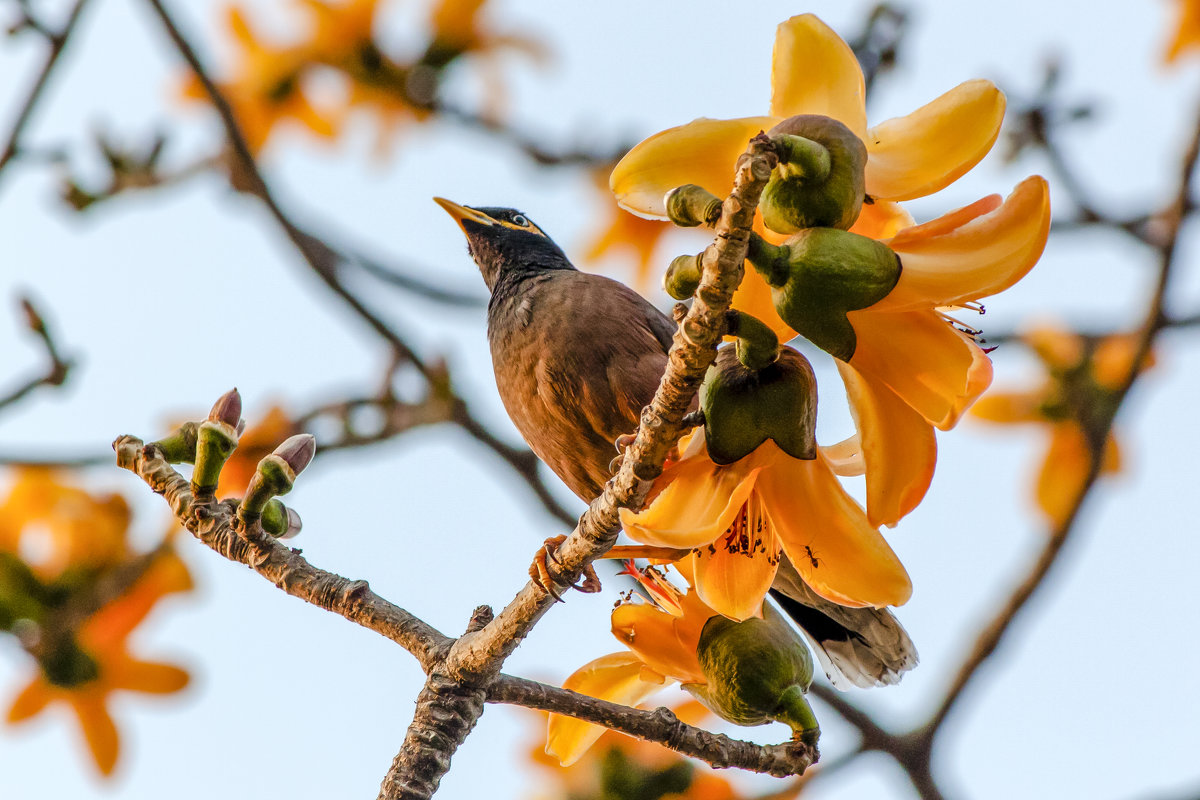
[0,297,74,415]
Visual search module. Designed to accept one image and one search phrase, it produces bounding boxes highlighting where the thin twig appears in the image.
[0,0,93,184]
[0,297,74,414]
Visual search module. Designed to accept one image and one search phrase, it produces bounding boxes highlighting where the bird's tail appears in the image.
[770,558,918,690]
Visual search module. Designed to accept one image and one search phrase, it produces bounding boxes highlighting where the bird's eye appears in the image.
[511,214,530,227]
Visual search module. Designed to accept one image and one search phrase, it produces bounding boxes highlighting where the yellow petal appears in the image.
[619,453,762,548]
[611,117,778,219]
[849,199,914,239]
[70,691,120,776]
[756,445,911,608]
[770,15,867,137]
[864,80,1005,200]
[838,363,937,528]
[874,177,1051,313]
[1094,333,1156,388]
[821,433,865,476]
[848,308,993,429]
[1035,424,1122,526]
[547,653,667,766]
[691,495,778,621]
[611,603,706,684]
[970,389,1044,424]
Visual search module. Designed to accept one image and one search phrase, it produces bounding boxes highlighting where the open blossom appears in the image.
[972,325,1154,526]
[619,428,910,621]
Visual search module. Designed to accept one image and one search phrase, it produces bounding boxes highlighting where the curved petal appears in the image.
[874,177,1051,313]
[611,603,706,684]
[865,80,1005,200]
[849,199,914,240]
[821,433,865,476]
[756,445,911,608]
[547,653,667,766]
[70,691,119,776]
[619,453,761,548]
[611,117,778,218]
[6,679,52,724]
[770,15,867,137]
[691,495,778,621]
[970,389,1044,424]
[838,363,937,527]
[848,308,993,429]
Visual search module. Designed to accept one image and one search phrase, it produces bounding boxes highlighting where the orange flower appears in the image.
[582,168,677,291]
[1165,0,1200,62]
[5,550,193,776]
[180,6,337,153]
[619,428,911,621]
[0,469,129,580]
[216,405,299,498]
[972,325,1154,526]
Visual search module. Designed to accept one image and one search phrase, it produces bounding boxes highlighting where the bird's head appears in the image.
[434,198,573,291]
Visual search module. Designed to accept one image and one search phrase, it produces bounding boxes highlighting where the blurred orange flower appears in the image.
[583,168,676,291]
[1165,0,1200,62]
[5,550,192,776]
[972,325,1155,526]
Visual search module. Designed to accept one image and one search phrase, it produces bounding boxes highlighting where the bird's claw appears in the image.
[529,535,602,599]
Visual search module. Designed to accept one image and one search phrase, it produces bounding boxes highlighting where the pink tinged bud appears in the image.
[274,433,316,475]
[208,388,243,428]
[280,506,303,539]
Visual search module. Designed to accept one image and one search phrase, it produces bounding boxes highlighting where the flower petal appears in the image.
[611,117,778,219]
[848,308,993,429]
[970,389,1044,424]
[547,653,667,766]
[864,80,1005,201]
[849,199,914,240]
[873,177,1051,313]
[770,15,867,137]
[1035,424,1122,526]
[730,267,795,342]
[106,659,190,694]
[838,363,937,527]
[6,679,52,724]
[69,691,120,776]
[620,453,762,548]
[691,495,779,621]
[821,433,865,476]
[611,603,706,684]
[756,446,911,608]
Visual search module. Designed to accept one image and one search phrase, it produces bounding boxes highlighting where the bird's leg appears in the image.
[608,431,639,474]
[529,535,601,599]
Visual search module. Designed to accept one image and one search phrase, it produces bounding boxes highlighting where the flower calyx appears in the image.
[746,228,901,361]
[699,340,818,466]
[689,601,819,745]
[760,114,867,235]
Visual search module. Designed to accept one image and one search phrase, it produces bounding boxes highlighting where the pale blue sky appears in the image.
[1,1,1198,798]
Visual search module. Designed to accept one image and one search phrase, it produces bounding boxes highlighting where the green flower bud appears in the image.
[688,602,819,744]
[747,228,901,362]
[149,421,201,465]
[665,184,723,228]
[664,253,702,300]
[760,114,867,235]
[261,499,302,539]
[238,434,316,525]
[699,345,817,466]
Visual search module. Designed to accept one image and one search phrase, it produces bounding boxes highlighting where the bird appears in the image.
[435,197,917,689]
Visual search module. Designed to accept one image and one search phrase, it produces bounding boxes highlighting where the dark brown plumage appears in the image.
[436,198,917,689]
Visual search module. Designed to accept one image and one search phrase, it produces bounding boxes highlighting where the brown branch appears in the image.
[112,435,452,672]
[0,0,93,183]
[488,675,815,778]
[0,297,74,414]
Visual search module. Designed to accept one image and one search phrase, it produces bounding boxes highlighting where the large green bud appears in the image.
[688,602,819,745]
[747,228,901,362]
[699,344,818,466]
[760,114,867,235]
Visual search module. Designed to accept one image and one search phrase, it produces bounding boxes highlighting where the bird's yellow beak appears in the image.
[433,197,495,233]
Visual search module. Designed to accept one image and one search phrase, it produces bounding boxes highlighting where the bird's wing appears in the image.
[771,557,918,690]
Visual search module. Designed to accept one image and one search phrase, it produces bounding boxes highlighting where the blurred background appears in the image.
[1,0,1198,798]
